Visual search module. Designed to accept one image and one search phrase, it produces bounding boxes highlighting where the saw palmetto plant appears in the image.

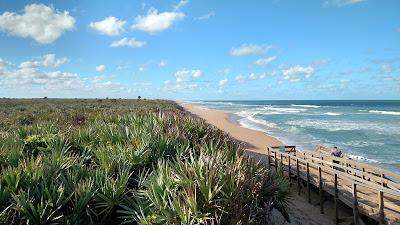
[0,99,291,225]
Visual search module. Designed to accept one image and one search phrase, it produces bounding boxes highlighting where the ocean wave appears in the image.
[259,106,308,115]
[285,119,400,135]
[291,104,321,108]
[346,154,380,164]
[369,110,400,116]
[341,140,385,148]
[324,112,342,116]
[235,111,278,132]
[245,115,278,128]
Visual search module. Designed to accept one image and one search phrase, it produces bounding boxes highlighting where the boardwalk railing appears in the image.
[267,146,400,225]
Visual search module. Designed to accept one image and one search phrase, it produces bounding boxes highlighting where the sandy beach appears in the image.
[181,103,283,152]
[181,102,343,225]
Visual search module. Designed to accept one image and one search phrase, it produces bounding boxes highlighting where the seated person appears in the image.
[331,146,343,157]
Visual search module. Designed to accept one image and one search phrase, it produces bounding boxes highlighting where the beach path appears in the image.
[181,103,342,225]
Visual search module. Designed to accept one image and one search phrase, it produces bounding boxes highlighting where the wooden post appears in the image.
[362,167,365,180]
[297,158,300,195]
[319,167,324,214]
[288,155,292,185]
[307,162,311,203]
[274,151,277,172]
[378,190,385,225]
[334,174,339,225]
[381,173,386,187]
[353,183,359,225]
[267,148,271,170]
[280,153,283,169]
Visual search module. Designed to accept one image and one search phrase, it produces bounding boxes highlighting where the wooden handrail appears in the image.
[266,147,400,224]
[295,150,400,182]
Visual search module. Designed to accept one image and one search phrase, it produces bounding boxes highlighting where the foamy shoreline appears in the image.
[180,102,284,154]
[180,102,340,225]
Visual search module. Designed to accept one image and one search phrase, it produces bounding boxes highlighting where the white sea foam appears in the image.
[346,154,380,163]
[369,110,400,116]
[324,112,342,116]
[285,119,400,135]
[259,106,308,115]
[291,104,321,108]
[235,111,278,134]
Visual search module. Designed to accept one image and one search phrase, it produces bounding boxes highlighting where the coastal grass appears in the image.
[0,99,291,225]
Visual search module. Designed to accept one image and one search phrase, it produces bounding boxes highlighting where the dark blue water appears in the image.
[191,100,400,173]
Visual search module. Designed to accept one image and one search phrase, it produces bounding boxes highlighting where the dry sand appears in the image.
[181,102,343,225]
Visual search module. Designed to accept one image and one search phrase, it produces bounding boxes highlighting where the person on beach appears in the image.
[331,146,343,157]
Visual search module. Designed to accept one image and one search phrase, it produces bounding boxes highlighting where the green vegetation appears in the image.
[0,99,291,225]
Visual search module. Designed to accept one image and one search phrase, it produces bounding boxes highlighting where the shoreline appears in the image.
[180,103,284,154]
[180,102,344,225]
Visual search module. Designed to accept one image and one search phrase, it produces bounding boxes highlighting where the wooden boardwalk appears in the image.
[267,146,400,225]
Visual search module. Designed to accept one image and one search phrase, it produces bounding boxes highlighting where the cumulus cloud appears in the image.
[110,37,146,48]
[132,8,184,33]
[323,0,366,7]
[219,78,228,87]
[282,65,315,82]
[230,44,272,56]
[18,54,67,69]
[235,73,267,82]
[42,54,68,67]
[167,69,203,90]
[254,56,277,65]
[89,16,126,36]
[0,4,75,44]
[159,60,168,67]
[235,75,245,81]
[0,57,83,90]
[175,69,202,83]
[197,11,215,20]
[173,0,190,11]
[96,65,106,72]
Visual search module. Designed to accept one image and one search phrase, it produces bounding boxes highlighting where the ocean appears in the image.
[190,100,400,173]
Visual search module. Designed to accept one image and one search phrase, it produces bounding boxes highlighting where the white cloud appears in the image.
[248,73,258,80]
[96,65,106,72]
[173,0,190,11]
[282,65,315,82]
[219,78,228,86]
[167,69,203,90]
[254,56,277,65]
[235,73,267,82]
[0,57,83,90]
[18,54,67,69]
[139,66,145,72]
[110,37,146,48]
[235,75,245,81]
[175,69,203,83]
[159,60,168,67]
[164,80,171,85]
[230,44,272,56]
[0,4,75,44]
[132,8,184,33]
[323,0,366,7]
[197,11,215,20]
[41,54,68,67]
[89,16,126,36]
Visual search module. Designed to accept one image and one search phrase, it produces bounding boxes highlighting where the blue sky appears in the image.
[0,0,399,100]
